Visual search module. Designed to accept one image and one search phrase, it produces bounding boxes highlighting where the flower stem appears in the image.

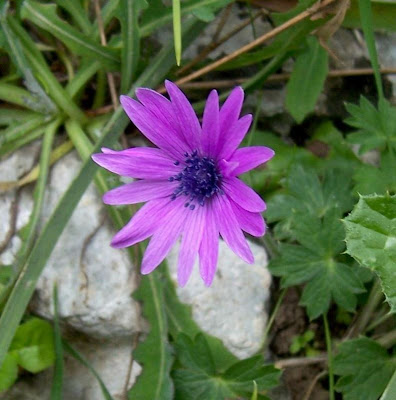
[323,313,335,400]
[377,329,396,349]
[260,288,287,351]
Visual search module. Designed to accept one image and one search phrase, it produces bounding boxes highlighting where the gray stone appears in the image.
[168,239,271,359]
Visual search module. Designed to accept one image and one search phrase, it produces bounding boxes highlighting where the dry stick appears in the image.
[213,3,234,42]
[274,354,327,369]
[174,0,338,87]
[122,332,140,399]
[177,7,265,76]
[302,370,328,400]
[177,67,396,89]
[0,190,19,254]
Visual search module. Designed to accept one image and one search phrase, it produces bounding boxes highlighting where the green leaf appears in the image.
[50,285,63,400]
[334,337,396,400]
[266,166,354,240]
[345,97,396,153]
[381,368,396,400]
[21,0,120,70]
[353,151,396,195]
[173,334,280,400]
[285,36,328,123]
[128,271,174,400]
[172,0,182,66]
[358,0,384,99]
[343,193,396,312]
[10,318,55,373]
[118,0,146,93]
[0,352,18,392]
[55,0,92,35]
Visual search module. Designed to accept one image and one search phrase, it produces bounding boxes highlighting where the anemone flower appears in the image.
[92,81,274,286]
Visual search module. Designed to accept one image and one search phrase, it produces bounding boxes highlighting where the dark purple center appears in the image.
[169,150,222,210]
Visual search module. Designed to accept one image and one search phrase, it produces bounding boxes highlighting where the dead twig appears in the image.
[274,354,327,369]
[0,189,20,255]
[171,0,339,89]
[302,370,328,400]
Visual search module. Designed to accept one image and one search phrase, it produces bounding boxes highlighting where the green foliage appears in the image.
[268,166,364,319]
[345,97,396,154]
[334,337,396,400]
[286,36,328,123]
[128,271,174,400]
[289,330,318,356]
[173,334,280,400]
[0,318,55,392]
[343,193,396,312]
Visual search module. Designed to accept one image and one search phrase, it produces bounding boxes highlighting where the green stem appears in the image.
[348,279,383,338]
[261,232,279,260]
[377,329,396,349]
[260,288,287,351]
[366,309,394,332]
[323,313,335,400]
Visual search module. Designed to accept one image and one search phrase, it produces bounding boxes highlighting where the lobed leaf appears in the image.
[334,337,396,400]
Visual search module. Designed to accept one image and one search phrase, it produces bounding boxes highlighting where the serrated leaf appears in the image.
[128,271,174,400]
[334,337,396,400]
[9,318,55,373]
[346,97,396,153]
[173,335,280,400]
[343,193,396,312]
[285,36,328,123]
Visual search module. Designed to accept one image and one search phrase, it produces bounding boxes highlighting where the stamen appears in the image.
[169,150,222,210]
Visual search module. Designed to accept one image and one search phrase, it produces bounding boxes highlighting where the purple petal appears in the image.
[213,194,254,264]
[103,180,175,205]
[228,146,275,176]
[230,200,266,237]
[165,80,201,150]
[92,148,179,179]
[141,201,187,274]
[111,197,174,248]
[201,90,220,157]
[120,95,186,158]
[217,114,252,160]
[177,206,205,287]
[199,203,219,286]
[222,177,266,212]
[219,87,244,133]
[135,88,192,153]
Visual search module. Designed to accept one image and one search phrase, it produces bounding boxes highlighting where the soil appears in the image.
[269,287,330,400]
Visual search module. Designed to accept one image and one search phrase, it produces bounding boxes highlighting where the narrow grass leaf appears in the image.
[63,341,114,400]
[358,0,384,100]
[55,0,92,35]
[381,369,396,400]
[172,0,182,66]
[50,285,64,400]
[21,0,120,70]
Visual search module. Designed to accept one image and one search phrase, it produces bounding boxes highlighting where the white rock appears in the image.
[168,239,271,359]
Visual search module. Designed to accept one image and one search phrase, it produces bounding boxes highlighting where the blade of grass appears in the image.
[55,0,92,35]
[50,284,64,400]
[172,0,182,66]
[21,0,120,70]
[0,17,205,367]
[0,2,56,114]
[63,341,114,400]
[8,15,88,124]
[358,0,384,100]
[2,114,48,143]
[0,109,41,126]
[380,368,396,400]
[0,118,61,305]
[119,0,143,93]
[65,60,101,99]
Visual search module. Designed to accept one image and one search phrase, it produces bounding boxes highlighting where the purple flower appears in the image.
[92,81,274,286]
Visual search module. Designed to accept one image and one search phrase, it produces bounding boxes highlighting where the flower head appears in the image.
[92,81,274,286]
